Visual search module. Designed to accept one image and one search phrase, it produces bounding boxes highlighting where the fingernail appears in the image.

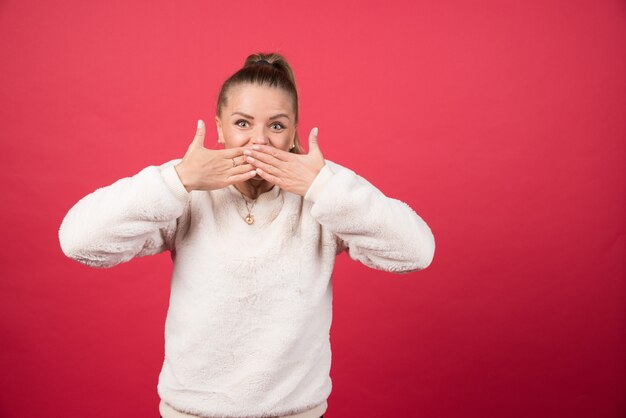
[252,145,260,150]
[243,149,251,155]
[197,120,203,128]
[313,127,318,136]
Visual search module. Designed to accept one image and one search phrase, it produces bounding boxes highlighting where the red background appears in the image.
[1,1,624,417]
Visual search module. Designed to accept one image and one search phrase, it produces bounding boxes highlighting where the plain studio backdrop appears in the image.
[0,1,624,417]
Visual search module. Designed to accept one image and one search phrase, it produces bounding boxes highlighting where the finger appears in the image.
[228,155,252,168]
[254,167,283,187]
[245,155,281,176]
[244,149,284,169]
[227,169,258,183]
[229,162,256,175]
[236,155,247,166]
[218,146,247,159]
[250,144,292,162]
[226,155,247,168]
[192,120,206,148]
[308,127,320,154]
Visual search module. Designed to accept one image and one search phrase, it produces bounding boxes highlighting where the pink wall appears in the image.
[1,0,624,417]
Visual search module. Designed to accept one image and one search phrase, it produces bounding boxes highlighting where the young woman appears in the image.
[59,52,436,418]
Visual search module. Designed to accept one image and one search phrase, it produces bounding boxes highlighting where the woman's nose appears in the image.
[250,131,269,145]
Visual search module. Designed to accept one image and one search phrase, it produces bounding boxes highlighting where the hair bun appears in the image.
[244,54,295,85]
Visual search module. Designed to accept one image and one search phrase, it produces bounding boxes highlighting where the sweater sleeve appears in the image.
[304,160,435,273]
[58,158,190,268]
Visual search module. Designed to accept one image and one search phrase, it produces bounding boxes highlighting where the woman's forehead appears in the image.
[226,84,294,113]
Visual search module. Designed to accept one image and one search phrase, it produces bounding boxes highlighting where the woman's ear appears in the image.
[215,116,224,144]
[290,124,298,150]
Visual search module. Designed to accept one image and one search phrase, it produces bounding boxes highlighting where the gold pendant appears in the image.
[245,215,254,225]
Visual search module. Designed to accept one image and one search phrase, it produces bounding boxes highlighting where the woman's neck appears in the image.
[233,178,274,200]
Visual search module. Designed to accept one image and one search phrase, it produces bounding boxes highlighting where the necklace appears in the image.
[238,191,257,225]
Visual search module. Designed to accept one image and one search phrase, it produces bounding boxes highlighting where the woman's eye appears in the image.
[271,123,285,130]
[235,120,249,128]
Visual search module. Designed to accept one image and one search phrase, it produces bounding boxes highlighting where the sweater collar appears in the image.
[226,183,282,202]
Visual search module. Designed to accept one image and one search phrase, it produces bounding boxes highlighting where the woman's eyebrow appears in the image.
[231,111,254,119]
[269,113,290,120]
[231,111,290,120]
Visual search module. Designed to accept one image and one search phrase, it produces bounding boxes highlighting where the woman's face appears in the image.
[215,83,296,152]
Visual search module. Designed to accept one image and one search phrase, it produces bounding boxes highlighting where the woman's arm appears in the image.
[59,119,258,269]
[240,128,434,273]
[304,160,435,274]
[58,158,190,268]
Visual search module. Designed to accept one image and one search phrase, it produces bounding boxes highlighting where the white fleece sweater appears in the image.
[58,158,435,418]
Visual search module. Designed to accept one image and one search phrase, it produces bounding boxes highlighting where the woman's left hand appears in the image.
[243,127,326,197]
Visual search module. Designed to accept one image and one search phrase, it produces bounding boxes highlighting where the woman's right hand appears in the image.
[174,120,257,192]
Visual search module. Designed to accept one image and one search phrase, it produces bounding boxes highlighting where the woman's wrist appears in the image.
[160,164,192,202]
[304,164,333,202]
[174,163,194,193]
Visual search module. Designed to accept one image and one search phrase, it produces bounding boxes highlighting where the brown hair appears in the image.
[216,52,303,154]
